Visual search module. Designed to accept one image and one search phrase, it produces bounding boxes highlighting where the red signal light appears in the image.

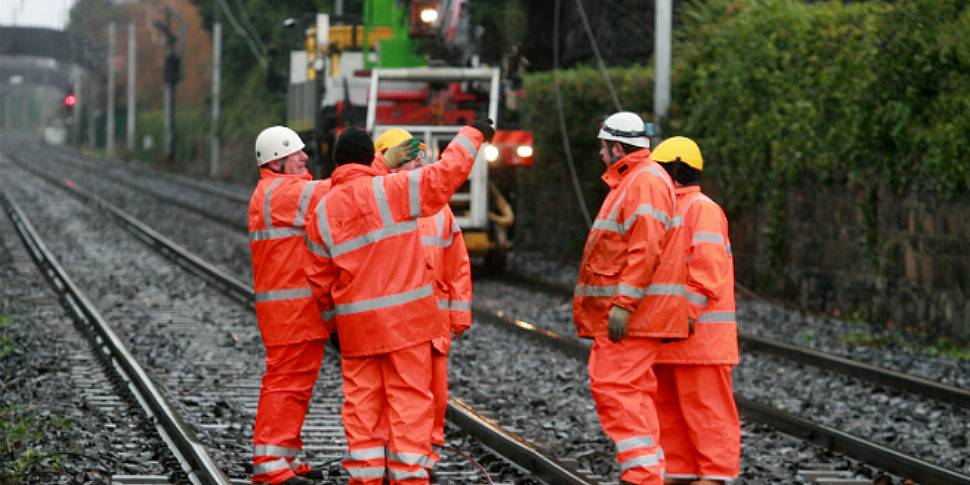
[63,93,77,107]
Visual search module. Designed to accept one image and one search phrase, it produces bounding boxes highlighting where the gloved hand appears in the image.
[608,305,632,342]
[470,118,495,143]
[384,138,422,168]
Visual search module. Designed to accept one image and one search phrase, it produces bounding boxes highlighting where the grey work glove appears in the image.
[608,305,632,342]
[384,138,422,168]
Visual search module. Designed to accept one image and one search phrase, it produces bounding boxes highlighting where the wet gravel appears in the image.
[474,272,970,476]
[23,144,254,283]
[0,173,178,482]
[6,151,534,484]
[508,250,970,389]
[11,147,938,483]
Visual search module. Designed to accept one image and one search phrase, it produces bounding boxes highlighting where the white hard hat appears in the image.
[255,126,305,166]
[598,111,651,148]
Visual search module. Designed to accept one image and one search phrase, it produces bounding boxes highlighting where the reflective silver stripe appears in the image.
[346,466,386,478]
[451,221,460,233]
[693,232,725,245]
[408,169,421,218]
[254,287,313,303]
[249,226,304,241]
[322,309,335,321]
[448,300,471,311]
[433,211,444,236]
[315,196,335,247]
[263,178,283,229]
[616,435,655,453]
[388,451,433,467]
[645,283,686,296]
[421,234,454,247]
[670,215,684,228]
[619,453,660,472]
[575,284,683,298]
[437,299,471,312]
[333,285,433,316]
[373,176,394,226]
[618,284,645,299]
[574,284,617,297]
[348,447,386,461]
[622,203,672,231]
[686,291,708,306]
[253,458,291,475]
[592,218,623,233]
[306,237,330,258]
[452,134,476,158]
[293,181,322,228]
[727,244,733,255]
[698,311,736,323]
[388,468,429,480]
[331,220,418,257]
[647,164,666,179]
[254,444,300,458]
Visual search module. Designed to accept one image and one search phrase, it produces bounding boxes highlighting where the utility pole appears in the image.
[127,22,137,152]
[653,0,672,138]
[210,5,222,177]
[107,22,116,153]
[155,8,181,163]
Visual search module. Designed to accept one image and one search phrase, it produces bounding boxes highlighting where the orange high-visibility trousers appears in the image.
[655,364,740,482]
[342,341,434,484]
[252,340,325,484]
[589,336,665,485]
[430,337,451,458]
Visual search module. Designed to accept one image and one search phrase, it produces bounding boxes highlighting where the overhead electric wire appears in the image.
[229,0,266,52]
[573,0,623,112]
[553,0,593,229]
[216,0,267,67]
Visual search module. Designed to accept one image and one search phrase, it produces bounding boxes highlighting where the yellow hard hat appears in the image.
[651,136,704,171]
[375,128,425,153]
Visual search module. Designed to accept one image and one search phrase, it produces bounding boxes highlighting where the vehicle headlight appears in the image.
[516,145,533,158]
[420,8,438,24]
[483,144,500,162]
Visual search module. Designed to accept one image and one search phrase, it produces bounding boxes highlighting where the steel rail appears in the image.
[16,167,599,485]
[49,146,251,204]
[502,271,970,409]
[34,148,248,231]
[0,188,232,485]
[471,302,970,485]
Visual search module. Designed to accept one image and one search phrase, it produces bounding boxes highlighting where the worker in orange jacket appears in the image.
[573,112,689,485]
[304,121,490,485]
[374,128,474,469]
[652,137,740,485]
[248,126,332,484]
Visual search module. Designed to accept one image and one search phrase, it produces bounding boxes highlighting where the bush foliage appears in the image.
[520,0,970,262]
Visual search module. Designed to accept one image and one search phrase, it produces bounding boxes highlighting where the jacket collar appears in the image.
[675,185,702,196]
[601,149,653,189]
[331,161,383,186]
[259,168,313,182]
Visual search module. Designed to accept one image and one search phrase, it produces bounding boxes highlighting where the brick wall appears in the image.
[731,181,970,342]
[515,172,970,342]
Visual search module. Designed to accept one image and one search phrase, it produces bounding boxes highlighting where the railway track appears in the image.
[2,153,596,484]
[17,144,970,484]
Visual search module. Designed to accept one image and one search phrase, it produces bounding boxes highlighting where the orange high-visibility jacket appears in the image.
[303,127,483,357]
[573,150,689,339]
[418,206,472,334]
[657,186,738,364]
[248,169,331,346]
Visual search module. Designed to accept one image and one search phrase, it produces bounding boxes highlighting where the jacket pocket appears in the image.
[583,233,625,276]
